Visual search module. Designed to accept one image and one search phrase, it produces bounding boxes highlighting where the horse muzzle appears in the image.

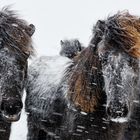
[106,101,129,119]
[1,111,21,122]
[0,98,23,122]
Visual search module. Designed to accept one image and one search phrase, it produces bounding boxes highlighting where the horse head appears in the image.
[0,7,35,122]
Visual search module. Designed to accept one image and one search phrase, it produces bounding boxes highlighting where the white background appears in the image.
[0,0,139,139]
[1,0,140,56]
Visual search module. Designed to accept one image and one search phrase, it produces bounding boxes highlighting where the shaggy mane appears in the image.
[67,47,104,113]
[0,7,34,58]
[105,11,140,58]
[67,20,106,113]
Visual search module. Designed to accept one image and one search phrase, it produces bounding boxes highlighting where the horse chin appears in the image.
[1,111,21,122]
[110,117,128,123]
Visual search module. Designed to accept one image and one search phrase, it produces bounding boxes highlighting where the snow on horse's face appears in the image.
[0,8,35,122]
[98,41,139,119]
[98,12,140,119]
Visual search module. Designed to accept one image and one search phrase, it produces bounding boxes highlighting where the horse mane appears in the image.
[67,20,105,113]
[105,11,140,58]
[0,7,35,59]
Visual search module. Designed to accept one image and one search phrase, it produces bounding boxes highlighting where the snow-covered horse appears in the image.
[0,8,35,140]
[60,39,84,59]
[25,11,140,140]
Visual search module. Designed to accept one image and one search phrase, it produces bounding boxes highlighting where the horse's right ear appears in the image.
[75,40,82,51]
[60,40,64,46]
[26,24,35,37]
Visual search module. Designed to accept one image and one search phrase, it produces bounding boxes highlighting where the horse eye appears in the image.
[99,51,109,64]
[102,56,108,64]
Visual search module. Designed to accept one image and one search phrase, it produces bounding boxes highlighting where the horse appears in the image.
[60,39,84,59]
[25,11,140,140]
[0,7,35,140]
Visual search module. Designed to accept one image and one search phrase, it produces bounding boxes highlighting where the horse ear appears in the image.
[26,24,35,37]
[75,40,81,51]
[60,40,64,46]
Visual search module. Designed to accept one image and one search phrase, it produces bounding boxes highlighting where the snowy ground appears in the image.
[10,109,27,140]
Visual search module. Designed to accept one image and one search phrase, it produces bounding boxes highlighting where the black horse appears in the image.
[0,7,35,140]
[60,39,84,59]
[25,11,140,140]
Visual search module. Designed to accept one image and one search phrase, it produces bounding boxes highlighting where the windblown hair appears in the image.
[0,7,35,59]
[68,48,104,112]
[105,11,140,58]
[67,21,105,113]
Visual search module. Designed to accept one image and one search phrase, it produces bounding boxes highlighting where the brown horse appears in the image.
[0,7,35,140]
[25,11,140,140]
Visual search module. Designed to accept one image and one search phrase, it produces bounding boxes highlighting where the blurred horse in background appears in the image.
[60,39,84,59]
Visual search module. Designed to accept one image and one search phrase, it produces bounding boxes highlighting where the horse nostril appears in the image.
[121,105,128,117]
[1,101,4,111]
[1,100,23,115]
[107,106,111,116]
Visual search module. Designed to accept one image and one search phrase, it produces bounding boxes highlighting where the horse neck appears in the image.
[67,46,105,113]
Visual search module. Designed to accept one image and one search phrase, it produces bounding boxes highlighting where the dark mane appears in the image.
[105,11,140,58]
[0,7,35,59]
[67,20,106,112]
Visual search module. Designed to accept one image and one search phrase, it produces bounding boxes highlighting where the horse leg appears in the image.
[27,115,40,140]
[27,122,39,140]
[27,125,52,140]
[0,119,11,140]
[38,129,47,140]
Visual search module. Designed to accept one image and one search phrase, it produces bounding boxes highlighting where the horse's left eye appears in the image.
[100,50,109,64]
[101,56,108,65]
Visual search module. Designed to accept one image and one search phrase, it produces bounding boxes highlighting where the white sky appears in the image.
[1,0,140,56]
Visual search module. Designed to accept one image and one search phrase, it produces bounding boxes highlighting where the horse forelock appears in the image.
[105,11,140,58]
[0,7,34,59]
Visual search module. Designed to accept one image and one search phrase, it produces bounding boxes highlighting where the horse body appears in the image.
[25,56,72,139]
[0,7,35,140]
[26,11,140,140]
